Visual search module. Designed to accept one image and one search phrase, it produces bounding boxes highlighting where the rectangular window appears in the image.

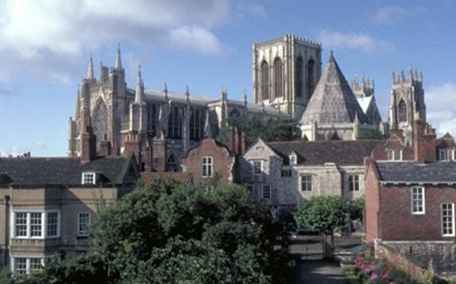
[12,257,44,275]
[82,172,96,185]
[411,186,425,215]
[47,212,59,237]
[29,258,43,273]
[348,175,360,192]
[253,160,263,175]
[78,212,91,236]
[15,212,27,237]
[262,185,271,200]
[388,150,403,161]
[301,175,312,192]
[13,258,27,275]
[30,213,42,237]
[442,203,455,237]
[202,156,214,178]
[438,148,451,161]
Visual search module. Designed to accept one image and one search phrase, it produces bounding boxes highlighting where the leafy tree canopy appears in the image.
[217,112,301,146]
[14,182,292,284]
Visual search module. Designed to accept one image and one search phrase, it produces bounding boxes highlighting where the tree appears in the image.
[17,182,292,284]
[294,196,349,258]
[217,112,301,146]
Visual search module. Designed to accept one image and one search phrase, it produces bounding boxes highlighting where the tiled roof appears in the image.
[299,54,369,125]
[267,140,382,165]
[0,156,135,186]
[376,161,456,183]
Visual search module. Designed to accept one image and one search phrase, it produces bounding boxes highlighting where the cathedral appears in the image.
[67,46,283,172]
[68,34,428,171]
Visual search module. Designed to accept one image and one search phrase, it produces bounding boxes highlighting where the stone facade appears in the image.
[299,53,382,141]
[253,35,322,119]
[68,47,284,173]
[240,139,381,209]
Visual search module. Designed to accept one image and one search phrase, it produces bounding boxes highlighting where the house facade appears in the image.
[0,155,138,275]
[365,159,456,274]
[240,139,382,209]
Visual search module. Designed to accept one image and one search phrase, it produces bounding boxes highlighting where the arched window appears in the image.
[190,109,204,141]
[307,59,315,96]
[273,57,283,98]
[92,100,108,151]
[295,57,303,97]
[261,60,270,100]
[398,99,407,123]
[168,106,182,139]
[147,104,158,136]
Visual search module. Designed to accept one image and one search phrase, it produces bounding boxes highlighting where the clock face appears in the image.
[92,102,108,148]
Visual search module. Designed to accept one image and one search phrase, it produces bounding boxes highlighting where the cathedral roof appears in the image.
[357,95,382,125]
[299,54,369,125]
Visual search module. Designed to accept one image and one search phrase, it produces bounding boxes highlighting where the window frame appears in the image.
[81,172,96,185]
[442,202,455,237]
[348,174,360,192]
[11,257,44,275]
[201,156,214,178]
[262,184,271,200]
[252,160,263,176]
[301,175,312,192]
[11,210,60,239]
[411,186,425,215]
[78,212,91,237]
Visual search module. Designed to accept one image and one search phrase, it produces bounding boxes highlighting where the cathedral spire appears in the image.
[87,56,94,80]
[185,85,190,104]
[134,65,145,104]
[203,109,213,138]
[115,44,123,70]
[243,89,248,108]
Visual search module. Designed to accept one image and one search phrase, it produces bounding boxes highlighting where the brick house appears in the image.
[365,159,456,273]
[181,138,237,184]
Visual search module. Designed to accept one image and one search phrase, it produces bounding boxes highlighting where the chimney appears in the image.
[413,118,436,162]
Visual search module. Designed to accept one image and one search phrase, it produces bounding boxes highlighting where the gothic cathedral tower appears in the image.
[252,34,322,119]
[389,69,426,142]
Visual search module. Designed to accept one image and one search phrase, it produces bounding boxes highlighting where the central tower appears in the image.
[252,34,322,119]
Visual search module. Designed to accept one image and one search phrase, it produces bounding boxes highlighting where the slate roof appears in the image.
[376,161,456,183]
[0,156,135,186]
[267,140,382,166]
[299,54,369,125]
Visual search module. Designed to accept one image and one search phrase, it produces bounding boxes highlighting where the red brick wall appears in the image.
[181,138,235,184]
[379,185,456,241]
[365,160,381,242]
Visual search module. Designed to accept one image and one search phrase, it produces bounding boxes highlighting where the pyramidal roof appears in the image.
[300,53,369,125]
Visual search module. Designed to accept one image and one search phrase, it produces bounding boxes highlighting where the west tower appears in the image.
[252,34,322,119]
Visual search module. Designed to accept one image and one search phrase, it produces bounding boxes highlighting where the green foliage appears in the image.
[349,197,365,221]
[217,112,301,146]
[19,182,292,284]
[295,195,349,234]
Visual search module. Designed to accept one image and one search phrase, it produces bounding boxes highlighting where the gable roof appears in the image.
[0,156,136,187]
[376,161,456,183]
[267,140,382,166]
[299,54,369,125]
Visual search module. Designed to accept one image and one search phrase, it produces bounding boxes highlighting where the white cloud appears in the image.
[318,30,393,53]
[371,6,409,24]
[168,26,223,54]
[0,0,229,83]
[236,2,267,18]
[427,82,456,136]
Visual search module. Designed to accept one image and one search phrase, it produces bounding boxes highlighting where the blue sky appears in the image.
[1,0,456,156]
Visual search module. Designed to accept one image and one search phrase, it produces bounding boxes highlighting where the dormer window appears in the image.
[289,152,298,166]
[82,172,96,185]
